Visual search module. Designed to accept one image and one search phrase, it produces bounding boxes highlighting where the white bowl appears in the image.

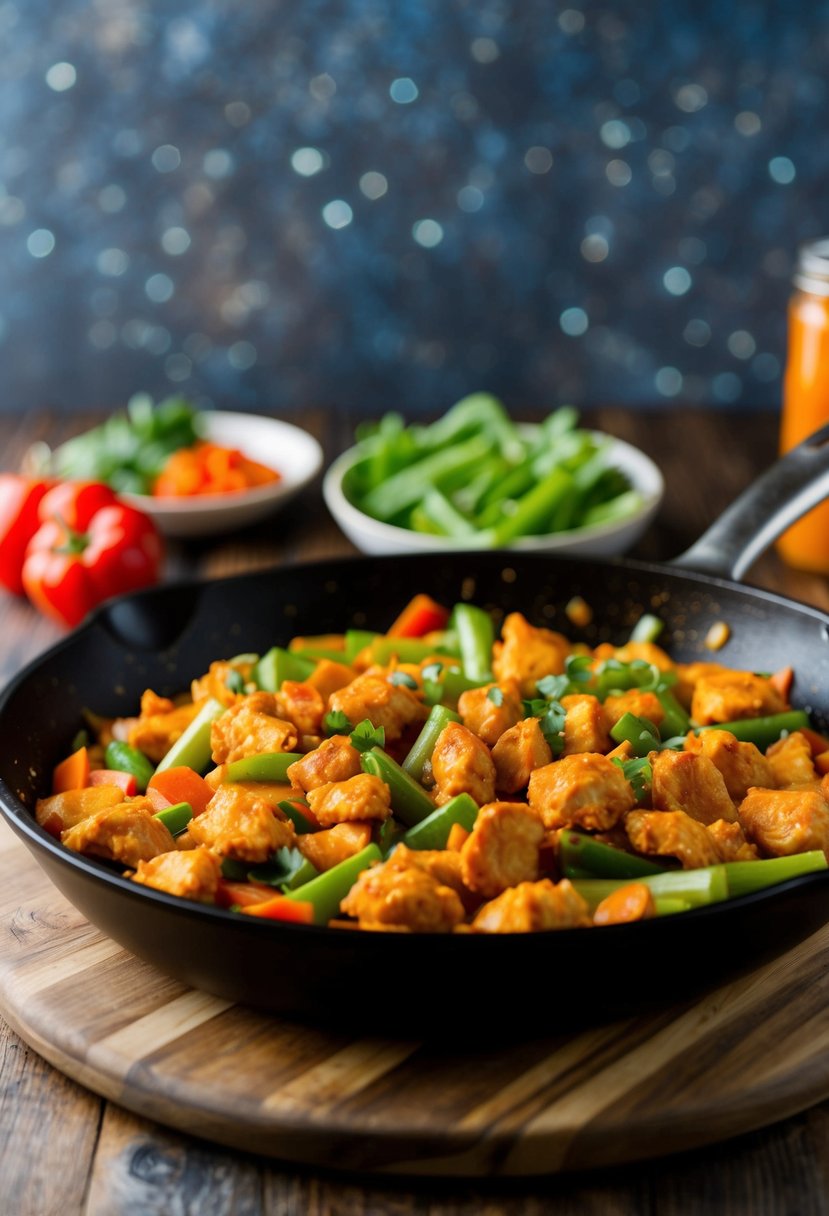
[121,411,323,538]
[323,431,664,557]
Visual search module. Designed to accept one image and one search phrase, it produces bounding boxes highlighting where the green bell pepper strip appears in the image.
[254,647,315,691]
[609,712,662,757]
[477,462,536,519]
[402,705,461,781]
[285,844,382,925]
[696,710,811,751]
[104,741,155,793]
[155,697,225,775]
[454,603,494,683]
[583,490,643,529]
[375,817,403,856]
[360,747,436,827]
[490,467,574,546]
[401,793,479,851]
[277,799,316,835]
[629,614,665,644]
[224,752,303,783]
[724,851,827,897]
[345,630,380,662]
[559,830,663,879]
[153,801,193,836]
[656,689,691,739]
[572,866,729,911]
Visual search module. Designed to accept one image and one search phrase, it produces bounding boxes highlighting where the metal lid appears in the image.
[794,239,829,296]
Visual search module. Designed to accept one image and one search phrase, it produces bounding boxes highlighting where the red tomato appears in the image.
[0,475,55,595]
[22,482,163,628]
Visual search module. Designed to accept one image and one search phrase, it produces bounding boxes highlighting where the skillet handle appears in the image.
[671,422,829,582]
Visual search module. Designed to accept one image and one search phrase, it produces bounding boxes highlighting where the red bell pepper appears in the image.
[0,475,54,595]
[89,768,138,797]
[22,482,163,628]
[387,593,449,638]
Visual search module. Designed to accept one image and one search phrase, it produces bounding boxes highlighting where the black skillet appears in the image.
[2,426,829,1035]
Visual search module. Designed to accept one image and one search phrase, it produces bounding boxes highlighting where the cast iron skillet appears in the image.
[2,428,829,1035]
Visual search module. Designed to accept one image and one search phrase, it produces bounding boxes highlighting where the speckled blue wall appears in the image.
[2,0,828,415]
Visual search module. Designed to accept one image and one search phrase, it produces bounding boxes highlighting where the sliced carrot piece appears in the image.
[52,746,90,795]
[243,897,314,923]
[148,766,214,816]
[593,882,656,926]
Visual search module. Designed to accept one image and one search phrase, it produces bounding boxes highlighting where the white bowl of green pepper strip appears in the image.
[323,395,664,557]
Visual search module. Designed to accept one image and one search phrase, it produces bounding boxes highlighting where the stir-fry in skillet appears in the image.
[37,594,829,932]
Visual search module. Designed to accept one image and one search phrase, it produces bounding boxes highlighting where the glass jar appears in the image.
[777,239,829,572]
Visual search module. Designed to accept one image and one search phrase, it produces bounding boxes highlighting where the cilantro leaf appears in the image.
[536,674,570,701]
[323,709,352,735]
[350,718,386,753]
[225,669,246,695]
[487,686,505,706]
[388,672,418,690]
[248,847,310,891]
[421,662,444,682]
[612,756,653,802]
[564,654,594,684]
[539,701,567,755]
[522,697,548,718]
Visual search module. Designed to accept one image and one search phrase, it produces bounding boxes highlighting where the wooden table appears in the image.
[1,407,828,1216]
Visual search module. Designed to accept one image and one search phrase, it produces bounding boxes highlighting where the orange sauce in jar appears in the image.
[777,240,829,572]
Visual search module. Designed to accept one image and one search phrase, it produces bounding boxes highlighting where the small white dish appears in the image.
[323,431,664,557]
[120,411,323,538]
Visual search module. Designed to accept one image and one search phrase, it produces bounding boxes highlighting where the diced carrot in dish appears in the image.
[242,897,314,923]
[769,666,794,703]
[52,746,90,794]
[148,766,214,816]
[593,882,656,925]
[215,880,279,909]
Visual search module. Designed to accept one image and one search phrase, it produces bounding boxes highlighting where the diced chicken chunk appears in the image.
[684,729,775,804]
[472,878,591,933]
[562,693,611,755]
[593,641,675,672]
[674,661,733,709]
[191,660,254,707]
[387,844,469,899]
[274,680,325,737]
[36,784,123,837]
[126,690,201,763]
[306,773,392,827]
[625,809,722,869]
[602,690,665,732]
[650,749,737,825]
[492,613,571,696]
[739,786,829,861]
[328,674,426,742]
[210,692,298,765]
[431,721,496,807]
[340,858,465,932]
[690,670,786,726]
[491,718,552,794]
[188,784,295,861]
[457,680,523,746]
[286,735,362,793]
[528,752,635,831]
[306,659,357,702]
[460,801,545,897]
[706,818,759,862]
[766,732,817,789]
[131,846,222,903]
[62,799,175,867]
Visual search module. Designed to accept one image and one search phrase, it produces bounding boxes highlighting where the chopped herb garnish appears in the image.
[487,686,505,706]
[388,672,419,690]
[324,709,352,735]
[350,718,386,753]
[225,669,246,694]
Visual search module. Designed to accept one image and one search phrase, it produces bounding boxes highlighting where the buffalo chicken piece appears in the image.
[340,857,465,932]
[690,670,786,726]
[62,799,176,867]
[126,690,201,763]
[528,752,636,831]
[706,818,760,862]
[286,735,363,793]
[684,729,774,804]
[328,673,427,742]
[274,680,325,737]
[739,786,829,861]
[472,878,591,933]
[492,613,570,696]
[766,732,817,789]
[36,784,124,837]
[457,680,523,746]
[625,809,722,869]
[431,721,496,807]
[561,693,611,755]
[306,773,392,827]
[602,690,665,732]
[386,844,470,900]
[210,692,298,765]
[491,718,552,794]
[131,846,222,903]
[460,801,546,898]
[188,784,295,861]
[650,749,737,825]
[593,641,675,672]
[306,659,358,702]
[191,660,254,707]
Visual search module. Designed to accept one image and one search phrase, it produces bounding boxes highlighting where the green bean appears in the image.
[454,603,494,683]
[490,468,574,545]
[559,830,663,879]
[401,793,479,851]
[361,434,495,521]
[697,710,810,751]
[360,747,436,827]
[402,704,461,781]
[153,801,193,836]
[609,712,662,756]
[104,741,155,793]
[285,845,382,924]
[224,753,302,783]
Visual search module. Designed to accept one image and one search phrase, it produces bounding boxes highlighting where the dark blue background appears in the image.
[2,0,828,415]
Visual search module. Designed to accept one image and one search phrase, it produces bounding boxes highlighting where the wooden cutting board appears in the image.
[2,819,829,1178]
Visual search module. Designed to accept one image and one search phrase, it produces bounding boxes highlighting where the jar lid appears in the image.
[795,239,829,296]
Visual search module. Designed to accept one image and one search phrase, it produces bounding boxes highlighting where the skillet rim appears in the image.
[2,548,829,949]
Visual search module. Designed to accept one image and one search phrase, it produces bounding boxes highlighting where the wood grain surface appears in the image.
[1,408,829,1213]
